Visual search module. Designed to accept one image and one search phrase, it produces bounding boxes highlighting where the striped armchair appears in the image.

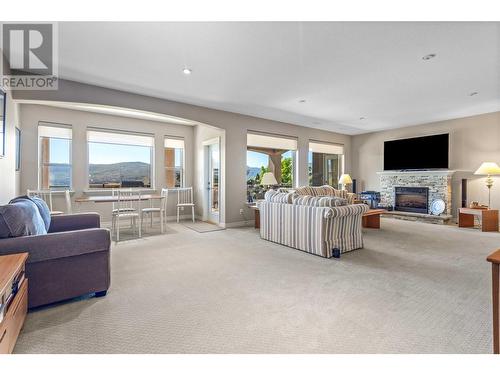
[258,191,369,259]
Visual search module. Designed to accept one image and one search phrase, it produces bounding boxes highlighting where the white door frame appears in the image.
[203,137,221,224]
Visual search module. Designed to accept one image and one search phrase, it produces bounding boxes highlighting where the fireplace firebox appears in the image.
[394,187,428,214]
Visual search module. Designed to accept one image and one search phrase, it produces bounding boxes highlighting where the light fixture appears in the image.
[474,162,500,208]
[359,117,366,120]
[469,92,478,96]
[299,99,306,103]
[182,68,192,75]
[338,174,353,191]
[422,53,436,61]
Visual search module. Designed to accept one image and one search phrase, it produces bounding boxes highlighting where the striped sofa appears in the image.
[258,190,368,258]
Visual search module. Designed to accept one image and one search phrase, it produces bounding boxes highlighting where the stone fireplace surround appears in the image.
[377,170,454,219]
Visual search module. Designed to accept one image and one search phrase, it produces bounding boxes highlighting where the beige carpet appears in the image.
[182,220,226,233]
[14,219,498,353]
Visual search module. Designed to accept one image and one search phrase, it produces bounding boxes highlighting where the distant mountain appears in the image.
[247,167,261,180]
[89,162,151,184]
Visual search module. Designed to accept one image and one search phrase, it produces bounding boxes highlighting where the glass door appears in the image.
[207,140,220,223]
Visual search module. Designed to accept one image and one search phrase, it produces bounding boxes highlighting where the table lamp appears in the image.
[338,173,353,191]
[260,172,278,187]
[474,162,500,208]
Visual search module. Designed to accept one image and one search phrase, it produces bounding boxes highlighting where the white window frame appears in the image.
[308,140,344,187]
[164,136,185,188]
[38,122,73,190]
[247,131,298,188]
[86,127,155,190]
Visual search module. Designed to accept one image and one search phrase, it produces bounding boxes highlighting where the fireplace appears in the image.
[394,187,428,214]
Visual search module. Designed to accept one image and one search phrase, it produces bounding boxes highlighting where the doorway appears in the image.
[204,138,220,224]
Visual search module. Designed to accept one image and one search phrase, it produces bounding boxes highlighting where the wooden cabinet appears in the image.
[0,253,28,354]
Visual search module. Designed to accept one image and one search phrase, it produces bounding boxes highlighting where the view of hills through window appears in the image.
[88,142,152,188]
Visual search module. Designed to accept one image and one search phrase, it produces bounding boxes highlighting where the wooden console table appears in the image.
[458,208,499,232]
[0,253,28,354]
[487,249,500,353]
[362,209,387,229]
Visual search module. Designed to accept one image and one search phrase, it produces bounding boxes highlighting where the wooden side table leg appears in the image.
[363,215,380,229]
[493,263,500,354]
[459,212,474,228]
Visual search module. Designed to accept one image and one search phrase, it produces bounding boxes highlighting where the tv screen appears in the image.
[384,133,449,170]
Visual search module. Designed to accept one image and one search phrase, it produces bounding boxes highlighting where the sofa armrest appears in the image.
[330,204,369,218]
[49,213,101,233]
[0,228,111,263]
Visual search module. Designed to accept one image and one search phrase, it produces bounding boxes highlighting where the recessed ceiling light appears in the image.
[299,99,306,103]
[469,91,479,96]
[422,53,436,61]
[359,117,366,120]
[182,68,192,75]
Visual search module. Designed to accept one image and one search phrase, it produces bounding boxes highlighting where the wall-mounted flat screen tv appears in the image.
[384,133,449,170]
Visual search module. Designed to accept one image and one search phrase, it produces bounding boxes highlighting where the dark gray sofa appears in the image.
[0,213,111,308]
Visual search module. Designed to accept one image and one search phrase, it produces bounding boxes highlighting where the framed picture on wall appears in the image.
[0,88,6,158]
[15,127,21,171]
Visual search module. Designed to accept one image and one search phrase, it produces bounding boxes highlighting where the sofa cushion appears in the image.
[264,190,295,203]
[292,195,347,207]
[10,195,51,231]
[0,199,48,238]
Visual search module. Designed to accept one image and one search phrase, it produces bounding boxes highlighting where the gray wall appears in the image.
[351,111,500,215]
[0,88,20,204]
[19,104,194,220]
[14,79,351,225]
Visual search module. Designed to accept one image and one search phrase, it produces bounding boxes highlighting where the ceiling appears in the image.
[55,22,500,135]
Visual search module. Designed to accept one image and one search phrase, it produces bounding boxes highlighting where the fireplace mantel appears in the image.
[377,170,456,177]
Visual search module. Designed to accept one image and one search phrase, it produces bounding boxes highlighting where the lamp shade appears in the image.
[474,162,500,175]
[338,174,353,185]
[261,172,278,186]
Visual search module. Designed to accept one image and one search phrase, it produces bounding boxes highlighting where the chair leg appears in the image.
[150,213,153,227]
[139,216,142,238]
[160,211,164,233]
[177,207,180,223]
[116,218,120,242]
[192,206,195,223]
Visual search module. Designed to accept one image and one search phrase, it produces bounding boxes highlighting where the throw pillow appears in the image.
[10,196,51,231]
[0,199,48,238]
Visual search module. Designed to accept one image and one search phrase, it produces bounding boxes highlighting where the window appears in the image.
[308,141,344,188]
[246,132,297,200]
[164,137,184,188]
[87,129,154,189]
[38,123,72,190]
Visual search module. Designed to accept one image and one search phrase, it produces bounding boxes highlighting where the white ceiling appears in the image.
[56,22,500,135]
